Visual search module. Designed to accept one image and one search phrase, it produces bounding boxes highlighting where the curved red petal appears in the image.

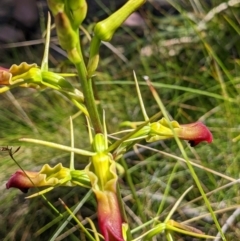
[178,122,213,146]
[6,170,37,193]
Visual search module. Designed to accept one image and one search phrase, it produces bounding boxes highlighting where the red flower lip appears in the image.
[96,190,125,241]
[177,122,213,147]
[6,170,38,193]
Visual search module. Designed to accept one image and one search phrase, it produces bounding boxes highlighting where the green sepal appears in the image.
[147,118,180,142]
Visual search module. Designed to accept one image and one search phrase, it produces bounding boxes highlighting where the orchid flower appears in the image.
[147,118,213,146]
[6,163,90,195]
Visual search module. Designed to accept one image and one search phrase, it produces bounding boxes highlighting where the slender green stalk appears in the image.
[50,190,92,241]
[121,158,146,222]
[156,163,179,218]
[75,60,103,133]
[166,232,174,241]
[59,198,95,241]
[69,116,75,170]
[116,183,133,241]
[20,138,95,156]
[41,12,51,71]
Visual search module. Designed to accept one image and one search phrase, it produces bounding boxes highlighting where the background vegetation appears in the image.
[0,0,240,240]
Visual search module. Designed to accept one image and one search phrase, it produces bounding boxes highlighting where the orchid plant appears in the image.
[1,0,227,240]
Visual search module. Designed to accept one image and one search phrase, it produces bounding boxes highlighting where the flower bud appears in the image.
[66,0,88,29]
[94,0,145,41]
[55,12,78,51]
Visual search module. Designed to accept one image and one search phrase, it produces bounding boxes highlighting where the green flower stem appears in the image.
[75,61,103,133]
[66,26,102,133]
